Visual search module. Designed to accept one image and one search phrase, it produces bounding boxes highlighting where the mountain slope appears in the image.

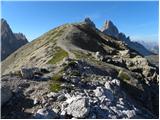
[1,18,159,118]
[1,18,28,61]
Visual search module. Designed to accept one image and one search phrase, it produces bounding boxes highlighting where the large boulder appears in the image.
[1,85,12,106]
[95,52,104,61]
[20,67,34,79]
[93,87,105,97]
[66,97,90,118]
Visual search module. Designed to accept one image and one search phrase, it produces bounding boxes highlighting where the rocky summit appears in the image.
[1,18,28,61]
[1,18,159,119]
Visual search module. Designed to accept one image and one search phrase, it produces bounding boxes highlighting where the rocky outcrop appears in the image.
[1,18,28,61]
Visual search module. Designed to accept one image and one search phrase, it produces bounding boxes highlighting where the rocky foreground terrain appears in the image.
[1,18,159,119]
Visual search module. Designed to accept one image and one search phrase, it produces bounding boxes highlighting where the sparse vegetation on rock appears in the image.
[48,47,68,64]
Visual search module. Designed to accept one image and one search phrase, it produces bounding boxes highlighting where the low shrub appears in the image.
[118,70,130,81]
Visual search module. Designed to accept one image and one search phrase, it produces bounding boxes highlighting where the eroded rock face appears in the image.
[1,18,28,61]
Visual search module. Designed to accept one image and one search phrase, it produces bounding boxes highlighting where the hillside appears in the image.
[1,18,159,119]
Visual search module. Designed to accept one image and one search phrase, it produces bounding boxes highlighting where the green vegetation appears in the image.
[51,74,63,81]
[70,70,81,76]
[48,47,68,64]
[73,51,94,61]
[49,82,61,92]
[49,74,63,92]
[118,70,130,81]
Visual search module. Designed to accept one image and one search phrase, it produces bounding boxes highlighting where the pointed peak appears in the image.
[1,18,8,25]
[105,20,114,27]
[103,20,117,30]
[102,20,119,38]
[1,18,6,22]
[84,17,96,28]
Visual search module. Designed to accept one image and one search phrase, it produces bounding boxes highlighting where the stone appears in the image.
[47,92,59,98]
[61,102,68,111]
[57,94,66,101]
[70,76,80,83]
[41,97,47,104]
[122,110,136,118]
[119,50,130,57]
[1,85,12,106]
[93,87,104,97]
[52,108,60,114]
[66,97,90,118]
[34,108,57,119]
[61,110,66,116]
[20,67,34,79]
[104,82,111,90]
[33,98,39,105]
[95,52,104,61]
[111,79,120,86]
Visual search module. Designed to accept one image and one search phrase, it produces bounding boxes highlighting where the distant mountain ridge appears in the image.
[136,40,159,54]
[101,20,154,56]
[1,18,28,61]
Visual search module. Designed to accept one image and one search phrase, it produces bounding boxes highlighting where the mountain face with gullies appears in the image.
[1,18,159,119]
[1,18,28,61]
[101,20,154,56]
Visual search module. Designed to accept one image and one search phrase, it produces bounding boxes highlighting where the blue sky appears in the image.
[1,1,158,42]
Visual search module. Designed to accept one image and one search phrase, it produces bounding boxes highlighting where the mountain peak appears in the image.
[1,18,12,35]
[104,20,114,28]
[84,17,96,28]
[1,18,7,24]
[1,18,28,61]
[102,20,119,38]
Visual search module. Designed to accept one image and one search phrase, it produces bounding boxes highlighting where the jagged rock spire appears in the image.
[102,20,119,38]
[84,17,96,28]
